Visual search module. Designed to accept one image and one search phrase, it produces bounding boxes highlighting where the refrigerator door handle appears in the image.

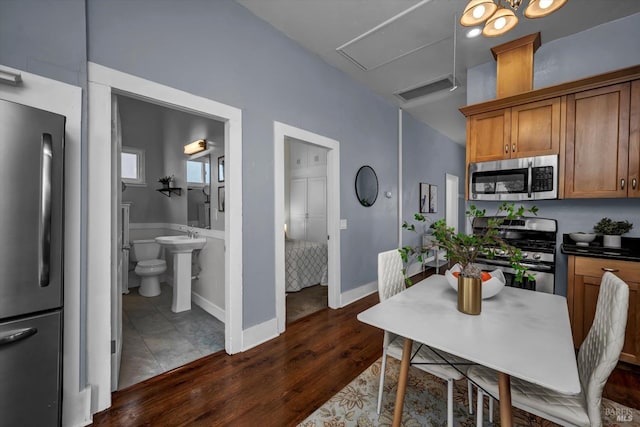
[39,133,53,287]
[0,327,38,346]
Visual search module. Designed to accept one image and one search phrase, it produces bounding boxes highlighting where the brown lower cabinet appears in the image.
[567,255,640,365]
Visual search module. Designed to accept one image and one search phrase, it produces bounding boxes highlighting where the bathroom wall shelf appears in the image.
[157,187,182,197]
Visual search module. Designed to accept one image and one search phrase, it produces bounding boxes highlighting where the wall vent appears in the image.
[395,75,454,102]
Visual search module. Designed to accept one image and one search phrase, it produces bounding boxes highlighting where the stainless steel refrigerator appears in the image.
[0,99,65,426]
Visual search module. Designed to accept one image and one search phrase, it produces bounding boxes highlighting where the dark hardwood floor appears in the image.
[91,292,382,427]
[92,269,640,426]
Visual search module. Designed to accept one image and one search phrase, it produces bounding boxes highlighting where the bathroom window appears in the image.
[121,146,146,186]
[187,159,210,187]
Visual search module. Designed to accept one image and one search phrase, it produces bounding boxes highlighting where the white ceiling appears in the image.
[235,0,640,144]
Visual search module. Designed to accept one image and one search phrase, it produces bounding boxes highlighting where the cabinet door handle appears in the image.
[620,178,625,190]
[512,143,516,152]
[505,144,509,154]
[601,267,619,273]
[633,178,637,190]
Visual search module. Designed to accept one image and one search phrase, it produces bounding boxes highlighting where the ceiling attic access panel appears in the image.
[336,0,453,71]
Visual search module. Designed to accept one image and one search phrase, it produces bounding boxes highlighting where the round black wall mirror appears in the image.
[355,165,378,207]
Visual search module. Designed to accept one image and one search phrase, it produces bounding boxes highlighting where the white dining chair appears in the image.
[469,271,630,427]
[376,249,474,426]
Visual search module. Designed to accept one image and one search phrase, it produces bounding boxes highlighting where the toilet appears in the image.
[130,239,167,297]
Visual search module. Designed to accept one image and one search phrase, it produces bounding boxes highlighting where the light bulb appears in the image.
[539,0,553,8]
[472,4,485,19]
[494,16,506,30]
[467,28,482,38]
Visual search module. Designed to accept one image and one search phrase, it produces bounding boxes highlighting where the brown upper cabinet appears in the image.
[467,98,561,163]
[461,64,640,200]
[630,80,640,198]
[467,108,510,163]
[564,82,637,198]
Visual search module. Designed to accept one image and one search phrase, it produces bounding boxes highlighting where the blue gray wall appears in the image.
[86,0,402,328]
[467,13,640,297]
[402,113,466,249]
[0,0,87,87]
[0,0,464,330]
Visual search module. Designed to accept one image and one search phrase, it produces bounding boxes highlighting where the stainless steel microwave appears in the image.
[469,154,558,201]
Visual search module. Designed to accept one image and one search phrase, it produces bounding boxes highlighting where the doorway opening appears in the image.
[284,137,329,323]
[87,63,242,412]
[274,122,341,333]
[114,94,226,389]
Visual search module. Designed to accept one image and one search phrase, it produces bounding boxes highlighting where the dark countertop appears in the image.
[560,234,640,262]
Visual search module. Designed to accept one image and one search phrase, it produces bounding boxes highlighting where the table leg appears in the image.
[392,338,413,427]
[498,371,513,427]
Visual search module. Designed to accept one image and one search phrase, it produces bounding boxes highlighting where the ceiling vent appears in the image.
[395,75,455,103]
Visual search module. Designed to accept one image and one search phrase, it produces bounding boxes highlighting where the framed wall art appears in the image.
[218,156,225,182]
[419,183,437,214]
[218,186,225,212]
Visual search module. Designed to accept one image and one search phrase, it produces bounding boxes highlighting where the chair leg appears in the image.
[447,378,454,427]
[476,389,484,426]
[468,380,473,414]
[488,395,494,423]
[377,350,388,414]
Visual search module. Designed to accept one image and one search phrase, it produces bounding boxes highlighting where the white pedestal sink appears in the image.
[155,235,206,312]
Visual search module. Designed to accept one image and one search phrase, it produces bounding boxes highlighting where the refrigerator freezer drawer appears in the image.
[0,310,62,426]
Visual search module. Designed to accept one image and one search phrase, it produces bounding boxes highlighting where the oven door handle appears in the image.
[527,160,533,198]
[476,258,554,272]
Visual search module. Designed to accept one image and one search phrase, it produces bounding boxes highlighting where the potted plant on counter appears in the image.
[594,217,633,248]
[400,202,538,315]
[158,175,175,189]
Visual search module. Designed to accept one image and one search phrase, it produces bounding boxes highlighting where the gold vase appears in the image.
[458,276,481,315]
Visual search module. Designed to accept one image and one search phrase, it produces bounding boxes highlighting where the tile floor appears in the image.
[118,282,225,390]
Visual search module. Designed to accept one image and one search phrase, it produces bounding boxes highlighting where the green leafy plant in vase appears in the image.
[399,202,538,286]
[594,217,633,248]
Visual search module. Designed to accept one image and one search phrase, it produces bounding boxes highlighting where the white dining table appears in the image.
[357,274,581,427]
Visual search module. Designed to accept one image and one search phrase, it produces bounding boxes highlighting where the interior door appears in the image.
[111,95,123,391]
[306,177,327,243]
[289,178,307,240]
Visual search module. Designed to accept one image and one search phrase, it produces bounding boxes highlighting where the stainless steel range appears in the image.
[472,216,557,294]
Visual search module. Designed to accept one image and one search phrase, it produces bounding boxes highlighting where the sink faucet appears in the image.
[187,228,199,239]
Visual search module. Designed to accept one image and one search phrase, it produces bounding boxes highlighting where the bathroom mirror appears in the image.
[355,165,378,207]
[186,156,211,228]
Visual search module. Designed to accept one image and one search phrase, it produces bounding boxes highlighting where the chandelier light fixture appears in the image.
[460,0,568,37]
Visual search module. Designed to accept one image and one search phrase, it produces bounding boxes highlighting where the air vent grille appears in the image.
[396,75,453,102]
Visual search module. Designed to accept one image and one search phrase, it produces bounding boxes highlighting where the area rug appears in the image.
[298,357,640,426]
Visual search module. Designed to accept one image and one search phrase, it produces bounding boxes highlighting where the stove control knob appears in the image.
[521,252,529,259]
[533,253,541,260]
[498,249,506,256]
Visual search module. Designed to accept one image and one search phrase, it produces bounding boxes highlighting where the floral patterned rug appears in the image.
[298,357,640,427]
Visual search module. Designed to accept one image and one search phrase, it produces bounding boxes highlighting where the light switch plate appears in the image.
[340,219,347,229]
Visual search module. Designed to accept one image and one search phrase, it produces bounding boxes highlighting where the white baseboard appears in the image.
[192,291,225,322]
[235,282,377,352]
[241,317,279,351]
[340,280,377,307]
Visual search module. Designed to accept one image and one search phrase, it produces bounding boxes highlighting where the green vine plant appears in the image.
[399,202,539,287]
